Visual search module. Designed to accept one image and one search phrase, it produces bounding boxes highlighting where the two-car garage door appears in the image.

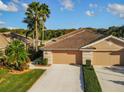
[50,50,124,65]
[52,50,124,65]
[52,50,82,64]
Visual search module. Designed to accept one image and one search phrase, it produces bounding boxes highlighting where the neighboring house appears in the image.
[0,33,10,50]
[11,32,32,46]
[43,30,124,66]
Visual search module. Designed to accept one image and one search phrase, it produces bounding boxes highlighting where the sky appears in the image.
[0,0,124,29]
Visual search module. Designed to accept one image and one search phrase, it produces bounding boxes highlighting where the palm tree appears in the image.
[5,40,28,70]
[23,2,50,51]
[40,3,50,44]
[24,2,40,51]
[23,16,35,48]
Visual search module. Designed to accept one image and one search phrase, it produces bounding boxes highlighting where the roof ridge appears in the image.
[57,30,85,41]
[55,30,81,40]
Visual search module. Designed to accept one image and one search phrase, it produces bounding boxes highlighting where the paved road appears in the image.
[94,66,124,92]
[28,64,84,92]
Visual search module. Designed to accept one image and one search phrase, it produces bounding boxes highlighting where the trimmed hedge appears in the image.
[83,65,102,92]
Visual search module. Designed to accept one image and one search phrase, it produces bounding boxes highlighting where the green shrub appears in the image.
[6,64,15,70]
[42,58,48,65]
[28,48,43,61]
[18,63,29,71]
[5,40,29,71]
[35,58,42,64]
[6,62,29,71]
[0,58,5,66]
[34,58,48,66]
[86,59,91,66]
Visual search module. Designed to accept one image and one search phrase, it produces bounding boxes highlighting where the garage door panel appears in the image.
[120,52,124,65]
[52,51,82,64]
[93,51,120,65]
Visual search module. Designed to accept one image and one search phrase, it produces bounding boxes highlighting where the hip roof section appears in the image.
[43,30,103,50]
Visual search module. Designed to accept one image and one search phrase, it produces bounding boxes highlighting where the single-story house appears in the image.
[42,30,124,66]
[0,33,10,51]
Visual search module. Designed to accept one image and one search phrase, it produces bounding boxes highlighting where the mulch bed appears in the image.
[34,64,51,67]
[9,69,31,74]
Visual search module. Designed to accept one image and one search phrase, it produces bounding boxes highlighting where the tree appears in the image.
[40,3,50,44]
[5,40,29,71]
[23,2,50,51]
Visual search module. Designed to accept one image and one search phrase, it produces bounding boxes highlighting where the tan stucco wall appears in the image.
[92,38,124,66]
[44,51,53,64]
[52,50,82,64]
[82,51,93,65]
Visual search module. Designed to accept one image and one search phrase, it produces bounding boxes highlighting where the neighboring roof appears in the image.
[0,34,9,49]
[11,32,32,45]
[43,30,103,50]
[81,35,124,49]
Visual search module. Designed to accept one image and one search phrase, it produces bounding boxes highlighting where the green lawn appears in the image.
[83,65,102,92]
[0,69,45,92]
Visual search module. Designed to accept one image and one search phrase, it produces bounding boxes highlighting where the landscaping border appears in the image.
[82,65,102,92]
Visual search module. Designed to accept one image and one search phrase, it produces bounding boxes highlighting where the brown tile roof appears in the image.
[43,30,103,50]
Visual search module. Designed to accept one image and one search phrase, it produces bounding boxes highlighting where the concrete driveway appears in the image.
[28,64,84,92]
[94,66,124,92]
